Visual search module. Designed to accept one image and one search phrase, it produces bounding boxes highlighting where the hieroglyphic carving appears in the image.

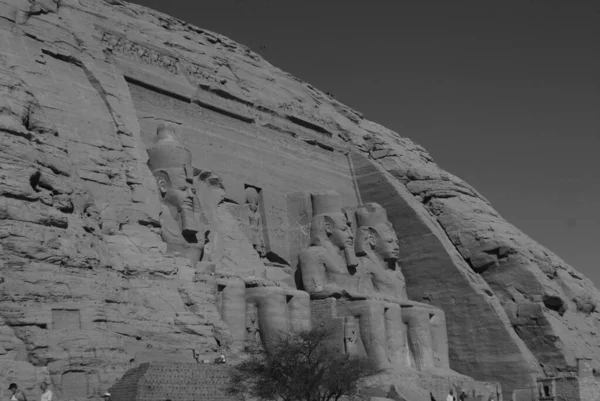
[101,32,221,88]
[147,123,208,266]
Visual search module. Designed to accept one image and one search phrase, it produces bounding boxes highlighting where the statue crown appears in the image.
[147,123,192,171]
[355,203,389,227]
[311,191,343,216]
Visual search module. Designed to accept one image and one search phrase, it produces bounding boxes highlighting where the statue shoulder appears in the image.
[298,245,326,264]
[357,253,379,271]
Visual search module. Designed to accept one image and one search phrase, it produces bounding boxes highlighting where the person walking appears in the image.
[39,383,52,401]
[8,383,27,401]
[459,390,467,401]
[446,389,455,401]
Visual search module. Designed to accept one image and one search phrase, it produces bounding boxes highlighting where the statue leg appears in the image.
[246,287,288,350]
[402,305,435,371]
[429,308,450,369]
[284,289,311,333]
[384,303,408,368]
[344,300,391,371]
[218,278,246,350]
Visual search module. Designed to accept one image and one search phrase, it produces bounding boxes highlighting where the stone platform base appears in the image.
[362,368,502,401]
[108,362,239,401]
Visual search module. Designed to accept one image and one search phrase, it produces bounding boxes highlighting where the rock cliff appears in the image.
[1,0,599,399]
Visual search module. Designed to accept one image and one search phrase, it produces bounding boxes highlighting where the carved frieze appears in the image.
[101,32,180,75]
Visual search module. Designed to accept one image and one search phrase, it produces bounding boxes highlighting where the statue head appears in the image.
[245,186,260,213]
[309,191,354,250]
[355,203,399,262]
[147,123,198,235]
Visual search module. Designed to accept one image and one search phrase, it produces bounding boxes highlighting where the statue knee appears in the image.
[246,287,288,347]
[429,309,450,369]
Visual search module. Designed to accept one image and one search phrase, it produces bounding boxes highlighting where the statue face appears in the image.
[328,215,354,249]
[245,187,260,212]
[157,168,198,235]
[375,225,399,261]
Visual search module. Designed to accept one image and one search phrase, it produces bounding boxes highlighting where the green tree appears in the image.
[228,327,376,401]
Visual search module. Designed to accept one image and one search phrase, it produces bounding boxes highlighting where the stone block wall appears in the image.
[511,388,534,401]
[108,362,238,401]
[535,375,600,401]
[553,377,579,401]
[578,377,600,401]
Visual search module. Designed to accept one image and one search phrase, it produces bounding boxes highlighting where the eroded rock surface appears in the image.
[0,0,598,399]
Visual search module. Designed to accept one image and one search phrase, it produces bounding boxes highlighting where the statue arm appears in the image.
[299,248,353,299]
[298,248,326,294]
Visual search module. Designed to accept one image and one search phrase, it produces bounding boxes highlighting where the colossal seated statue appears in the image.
[297,191,405,371]
[147,123,310,353]
[297,191,360,299]
[355,203,450,371]
[147,123,208,267]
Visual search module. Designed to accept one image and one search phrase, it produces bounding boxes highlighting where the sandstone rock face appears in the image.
[1,0,599,399]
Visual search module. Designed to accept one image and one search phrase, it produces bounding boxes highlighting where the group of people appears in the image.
[431,389,496,401]
[7,383,52,401]
[7,383,114,401]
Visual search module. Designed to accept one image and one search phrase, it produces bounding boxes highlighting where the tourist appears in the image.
[446,389,455,401]
[40,383,52,401]
[458,390,467,401]
[430,392,437,401]
[102,392,111,401]
[8,383,27,401]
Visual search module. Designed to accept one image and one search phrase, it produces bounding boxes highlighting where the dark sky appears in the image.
[130,0,600,285]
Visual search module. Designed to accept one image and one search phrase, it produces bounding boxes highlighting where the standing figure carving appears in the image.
[245,302,261,345]
[147,123,207,267]
[244,186,266,258]
[343,317,359,356]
